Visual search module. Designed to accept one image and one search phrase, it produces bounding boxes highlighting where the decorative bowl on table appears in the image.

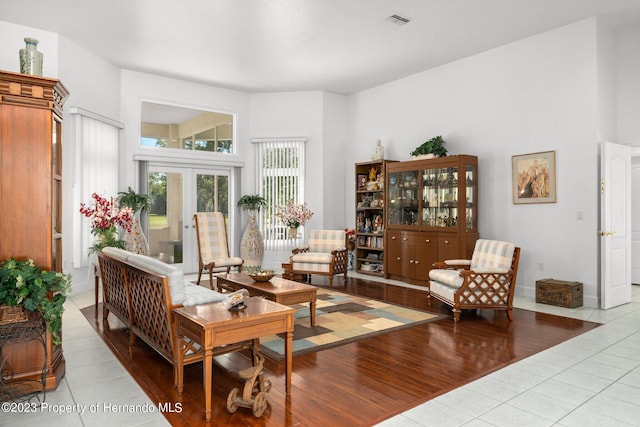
[247,270,276,282]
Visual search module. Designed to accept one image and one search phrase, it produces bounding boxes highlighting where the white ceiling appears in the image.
[3,0,640,95]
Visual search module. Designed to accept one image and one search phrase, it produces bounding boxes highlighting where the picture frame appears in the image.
[511,150,556,204]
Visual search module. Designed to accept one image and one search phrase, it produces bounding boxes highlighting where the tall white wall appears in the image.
[616,24,640,145]
[347,19,601,304]
[322,92,348,229]
[616,22,640,284]
[249,91,325,229]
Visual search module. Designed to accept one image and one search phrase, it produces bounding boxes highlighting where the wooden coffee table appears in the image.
[217,272,317,326]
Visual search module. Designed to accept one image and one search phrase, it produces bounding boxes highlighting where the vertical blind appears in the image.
[71,108,123,268]
[253,138,307,250]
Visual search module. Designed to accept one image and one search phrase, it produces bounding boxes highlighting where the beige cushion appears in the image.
[102,246,131,262]
[470,240,515,270]
[429,269,464,289]
[308,230,346,253]
[183,285,226,306]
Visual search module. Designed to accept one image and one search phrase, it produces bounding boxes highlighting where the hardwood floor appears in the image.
[82,275,599,427]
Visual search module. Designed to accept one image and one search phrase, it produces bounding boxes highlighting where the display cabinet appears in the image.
[354,160,396,276]
[385,155,478,286]
[0,70,68,393]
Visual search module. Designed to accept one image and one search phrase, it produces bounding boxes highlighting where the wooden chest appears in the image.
[535,279,583,308]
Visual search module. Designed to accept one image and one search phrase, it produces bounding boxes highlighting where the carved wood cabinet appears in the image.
[385,155,479,286]
[0,70,69,392]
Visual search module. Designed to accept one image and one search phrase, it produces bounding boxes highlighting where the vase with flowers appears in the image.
[79,193,133,255]
[277,200,314,239]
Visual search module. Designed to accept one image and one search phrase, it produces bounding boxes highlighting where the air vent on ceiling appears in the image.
[386,14,411,25]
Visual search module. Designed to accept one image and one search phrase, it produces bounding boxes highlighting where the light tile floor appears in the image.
[3,281,639,426]
[378,285,640,427]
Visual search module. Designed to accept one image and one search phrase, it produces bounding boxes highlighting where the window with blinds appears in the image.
[253,138,307,249]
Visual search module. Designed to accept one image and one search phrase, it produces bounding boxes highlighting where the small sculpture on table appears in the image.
[224,289,250,311]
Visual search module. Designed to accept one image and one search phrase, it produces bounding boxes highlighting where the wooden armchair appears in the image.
[290,230,348,286]
[428,239,521,322]
[194,212,244,289]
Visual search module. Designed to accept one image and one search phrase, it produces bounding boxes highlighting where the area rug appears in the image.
[259,289,445,360]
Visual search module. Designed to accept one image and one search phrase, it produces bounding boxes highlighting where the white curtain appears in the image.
[71,109,123,268]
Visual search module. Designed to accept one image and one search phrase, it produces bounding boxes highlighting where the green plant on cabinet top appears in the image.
[410,135,448,158]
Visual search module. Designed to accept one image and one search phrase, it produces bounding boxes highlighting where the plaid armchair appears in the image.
[290,230,348,286]
[428,239,521,322]
[194,212,244,289]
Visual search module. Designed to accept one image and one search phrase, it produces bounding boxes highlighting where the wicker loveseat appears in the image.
[97,247,250,384]
[428,239,521,322]
[290,230,348,286]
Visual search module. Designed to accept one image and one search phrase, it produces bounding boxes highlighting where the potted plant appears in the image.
[237,194,267,211]
[117,187,150,213]
[0,258,71,344]
[410,135,448,158]
[237,195,267,269]
[117,187,151,255]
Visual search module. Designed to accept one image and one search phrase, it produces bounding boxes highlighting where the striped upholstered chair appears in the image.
[193,212,244,289]
[428,239,521,322]
[290,230,348,286]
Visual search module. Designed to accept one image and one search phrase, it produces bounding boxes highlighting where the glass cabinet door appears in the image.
[465,164,477,230]
[388,170,419,226]
[422,166,459,229]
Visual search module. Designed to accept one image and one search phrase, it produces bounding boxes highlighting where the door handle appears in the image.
[598,231,616,236]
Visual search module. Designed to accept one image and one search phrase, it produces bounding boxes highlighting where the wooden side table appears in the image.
[173,297,295,422]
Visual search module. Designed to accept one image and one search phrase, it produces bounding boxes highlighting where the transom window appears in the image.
[140,102,234,154]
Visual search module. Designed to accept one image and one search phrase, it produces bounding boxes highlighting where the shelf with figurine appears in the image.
[354,154,396,277]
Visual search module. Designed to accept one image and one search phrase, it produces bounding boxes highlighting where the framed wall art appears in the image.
[511,150,556,204]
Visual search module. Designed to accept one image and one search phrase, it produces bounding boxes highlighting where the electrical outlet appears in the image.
[577,211,583,220]
[538,262,544,271]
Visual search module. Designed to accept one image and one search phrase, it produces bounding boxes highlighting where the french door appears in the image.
[145,165,232,273]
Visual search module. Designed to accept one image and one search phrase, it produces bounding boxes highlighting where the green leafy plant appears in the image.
[117,187,150,213]
[410,135,448,157]
[237,194,267,210]
[0,259,71,344]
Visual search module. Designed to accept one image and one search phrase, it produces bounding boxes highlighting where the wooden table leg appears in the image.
[176,333,184,394]
[285,329,292,394]
[203,347,213,421]
[94,268,99,321]
[309,300,316,327]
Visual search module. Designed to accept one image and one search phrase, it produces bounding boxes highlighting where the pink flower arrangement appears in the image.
[277,200,314,228]
[80,193,133,233]
[79,193,133,254]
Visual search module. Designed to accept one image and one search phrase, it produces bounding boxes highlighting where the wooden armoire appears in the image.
[0,70,69,391]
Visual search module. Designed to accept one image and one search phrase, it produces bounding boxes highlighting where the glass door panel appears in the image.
[146,165,233,273]
[147,169,184,267]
